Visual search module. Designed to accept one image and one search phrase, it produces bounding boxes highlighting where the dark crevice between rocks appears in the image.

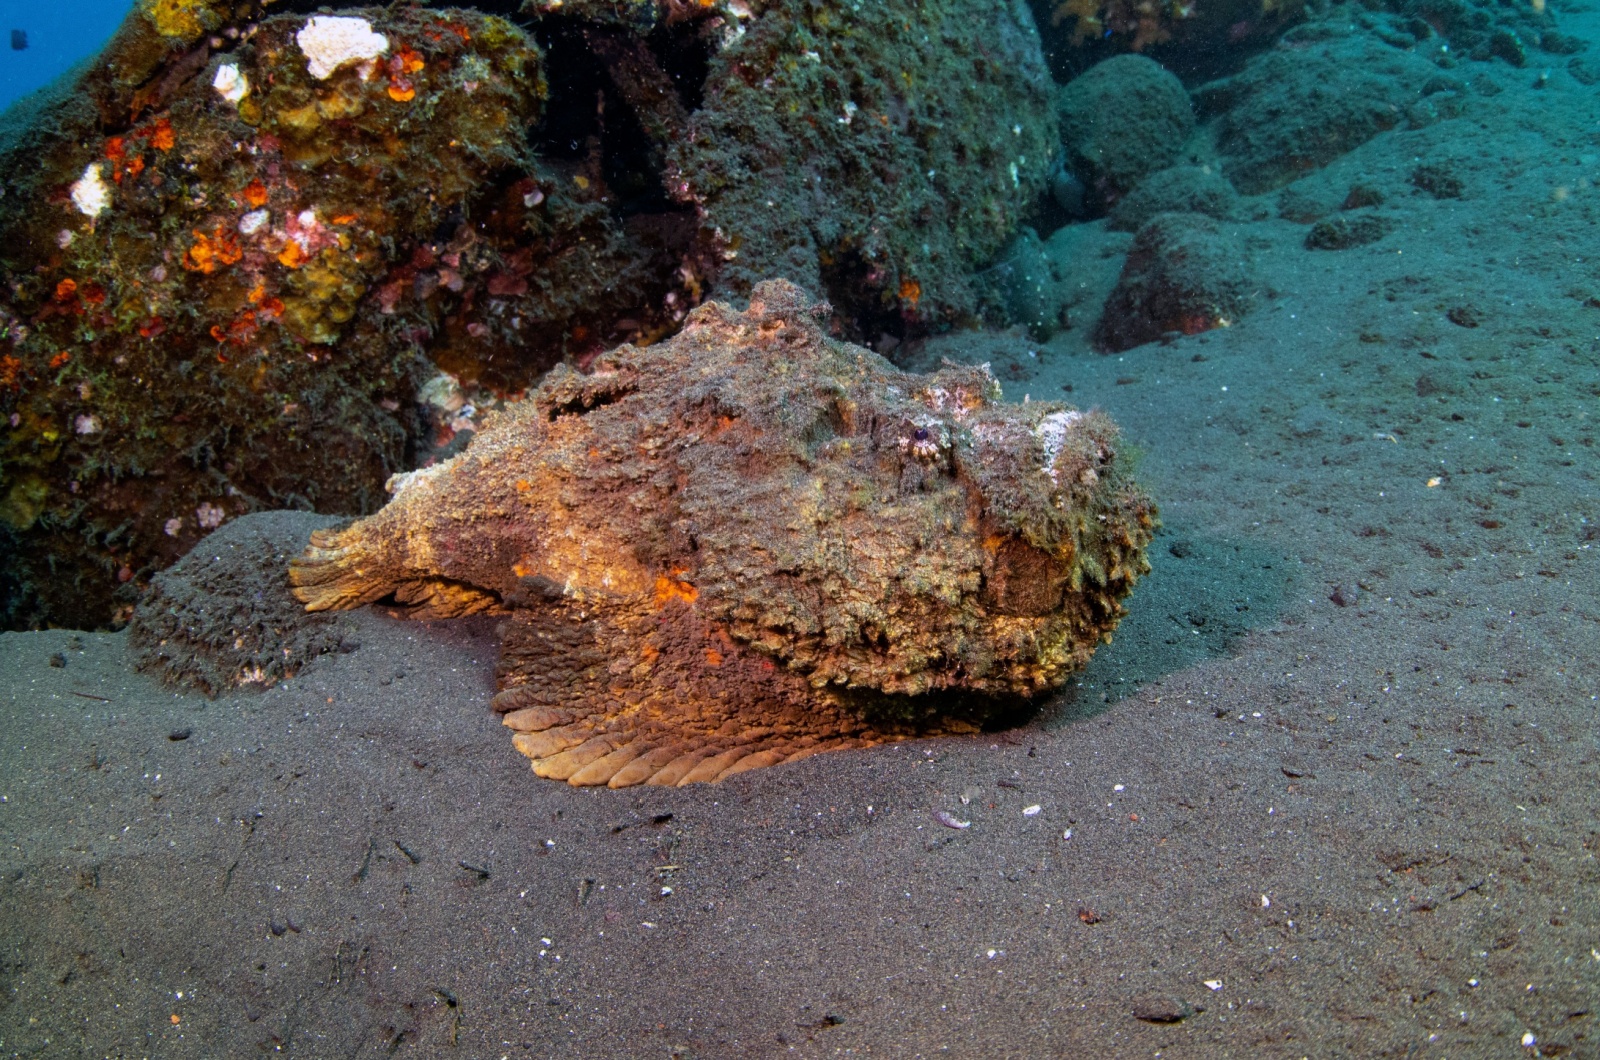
[1023,0,1303,86]
[819,246,916,355]
[529,16,714,218]
[645,19,717,114]
[538,24,678,215]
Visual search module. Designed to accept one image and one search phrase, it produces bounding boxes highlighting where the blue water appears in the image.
[0,0,129,114]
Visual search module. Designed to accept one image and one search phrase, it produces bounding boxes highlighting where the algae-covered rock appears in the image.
[289,281,1156,786]
[129,510,355,695]
[1193,26,1444,194]
[667,0,1058,340]
[1094,211,1254,351]
[1057,55,1194,211]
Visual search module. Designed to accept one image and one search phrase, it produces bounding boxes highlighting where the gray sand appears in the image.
[3,35,1599,1060]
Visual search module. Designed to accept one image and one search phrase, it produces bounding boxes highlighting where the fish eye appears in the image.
[913,427,929,441]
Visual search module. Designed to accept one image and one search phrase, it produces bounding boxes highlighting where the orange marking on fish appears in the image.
[653,573,698,607]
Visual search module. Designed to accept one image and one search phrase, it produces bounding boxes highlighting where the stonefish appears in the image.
[290,281,1155,787]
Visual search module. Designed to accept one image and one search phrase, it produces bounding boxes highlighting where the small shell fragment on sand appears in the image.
[934,810,971,830]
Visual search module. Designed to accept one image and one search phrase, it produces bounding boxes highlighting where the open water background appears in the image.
[0,0,128,114]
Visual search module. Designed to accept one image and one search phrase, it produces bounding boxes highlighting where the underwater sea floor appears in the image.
[4,24,1600,1060]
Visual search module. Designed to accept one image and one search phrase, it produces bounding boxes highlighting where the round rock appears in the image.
[1058,55,1195,210]
[130,510,356,695]
[1094,212,1255,353]
[1107,165,1241,233]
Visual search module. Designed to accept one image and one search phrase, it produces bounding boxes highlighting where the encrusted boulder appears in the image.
[1106,164,1241,232]
[1056,54,1194,211]
[1194,26,1444,194]
[666,0,1058,338]
[1094,211,1255,351]
[0,7,574,628]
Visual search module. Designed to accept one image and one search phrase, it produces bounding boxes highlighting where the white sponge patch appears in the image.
[70,163,111,218]
[296,16,388,81]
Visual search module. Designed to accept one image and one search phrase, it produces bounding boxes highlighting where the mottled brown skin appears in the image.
[290,280,1156,786]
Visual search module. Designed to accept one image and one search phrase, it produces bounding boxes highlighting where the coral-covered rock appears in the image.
[0,8,550,627]
[1094,212,1254,352]
[289,281,1156,786]
[0,6,697,629]
[1057,55,1194,211]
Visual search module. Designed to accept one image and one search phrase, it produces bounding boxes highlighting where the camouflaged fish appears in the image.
[290,280,1155,787]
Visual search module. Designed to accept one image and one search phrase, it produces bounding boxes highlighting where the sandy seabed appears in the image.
[3,23,1600,1060]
